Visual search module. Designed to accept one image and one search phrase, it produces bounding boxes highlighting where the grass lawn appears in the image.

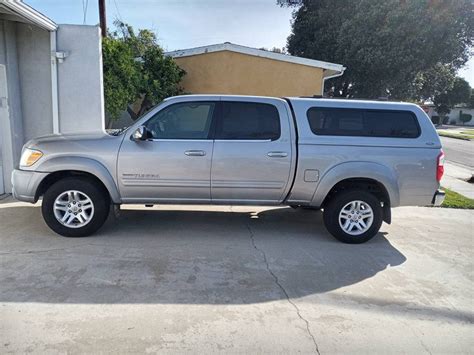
[460,130,474,139]
[437,131,473,140]
[440,187,474,209]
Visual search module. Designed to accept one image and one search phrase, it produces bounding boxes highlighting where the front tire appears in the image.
[323,189,383,244]
[41,177,110,237]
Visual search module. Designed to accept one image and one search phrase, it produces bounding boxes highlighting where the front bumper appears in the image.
[11,169,49,203]
[432,189,446,206]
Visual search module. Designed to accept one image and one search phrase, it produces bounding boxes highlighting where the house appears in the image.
[0,1,105,194]
[422,104,474,126]
[166,43,345,97]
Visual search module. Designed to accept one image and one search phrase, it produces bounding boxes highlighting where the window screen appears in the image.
[307,107,420,138]
[216,102,280,140]
[145,102,215,139]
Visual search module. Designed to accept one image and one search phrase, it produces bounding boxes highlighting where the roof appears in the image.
[0,0,57,31]
[166,42,345,74]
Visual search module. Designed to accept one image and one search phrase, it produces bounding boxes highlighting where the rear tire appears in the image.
[41,177,110,237]
[323,189,383,244]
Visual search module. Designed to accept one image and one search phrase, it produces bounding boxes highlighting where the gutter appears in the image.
[5,1,57,31]
[50,31,59,134]
[321,68,346,95]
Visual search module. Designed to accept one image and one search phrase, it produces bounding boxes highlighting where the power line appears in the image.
[82,0,89,24]
[112,0,124,23]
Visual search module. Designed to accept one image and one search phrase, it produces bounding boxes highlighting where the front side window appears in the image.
[216,102,281,140]
[145,102,215,139]
[307,107,420,138]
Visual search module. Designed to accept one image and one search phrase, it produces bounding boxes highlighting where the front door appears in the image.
[211,99,293,204]
[118,101,217,203]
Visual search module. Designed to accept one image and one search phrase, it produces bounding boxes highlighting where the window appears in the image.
[307,107,420,138]
[216,102,280,140]
[145,102,215,139]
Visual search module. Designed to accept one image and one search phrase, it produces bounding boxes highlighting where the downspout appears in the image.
[50,30,59,134]
[321,68,346,96]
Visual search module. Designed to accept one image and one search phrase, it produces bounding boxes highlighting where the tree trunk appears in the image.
[138,96,152,117]
[126,105,138,121]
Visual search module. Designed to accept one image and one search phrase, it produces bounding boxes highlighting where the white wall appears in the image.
[447,108,474,126]
[56,24,105,133]
[0,21,25,193]
[0,21,105,193]
[425,106,474,126]
[16,23,54,141]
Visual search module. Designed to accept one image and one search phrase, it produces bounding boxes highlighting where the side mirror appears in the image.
[131,125,149,141]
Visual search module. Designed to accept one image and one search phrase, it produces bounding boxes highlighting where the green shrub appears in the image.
[459,113,472,125]
[431,115,440,124]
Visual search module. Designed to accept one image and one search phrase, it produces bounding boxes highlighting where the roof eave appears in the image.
[3,1,57,31]
[166,42,345,72]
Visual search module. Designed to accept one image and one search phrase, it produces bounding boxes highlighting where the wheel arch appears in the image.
[311,162,400,209]
[34,157,121,203]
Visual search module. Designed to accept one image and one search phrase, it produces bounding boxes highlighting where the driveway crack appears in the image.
[246,224,321,355]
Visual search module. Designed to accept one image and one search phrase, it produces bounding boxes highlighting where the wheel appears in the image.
[41,177,110,237]
[323,189,383,244]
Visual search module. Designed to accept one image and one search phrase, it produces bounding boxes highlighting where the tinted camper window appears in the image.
[307,107,420,138]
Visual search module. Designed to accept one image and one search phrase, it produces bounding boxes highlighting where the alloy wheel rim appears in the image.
[53,190,94,228]
[338,200,374,236]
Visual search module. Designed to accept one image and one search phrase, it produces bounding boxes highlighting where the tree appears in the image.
[279,0,474,100]
[433,77,471,118]
[459,111,472,125]
[102,22,185,121]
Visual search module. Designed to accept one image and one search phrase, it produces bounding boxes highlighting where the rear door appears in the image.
[211,98,294,204]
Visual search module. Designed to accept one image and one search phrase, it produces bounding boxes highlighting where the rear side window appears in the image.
[216,102,281,140]
[307,107,420,138]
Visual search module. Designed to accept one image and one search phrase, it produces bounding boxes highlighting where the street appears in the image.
[440,136,474,169]
[1,198,473,353]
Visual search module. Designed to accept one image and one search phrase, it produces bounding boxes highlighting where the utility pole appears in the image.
[98,0,106,37]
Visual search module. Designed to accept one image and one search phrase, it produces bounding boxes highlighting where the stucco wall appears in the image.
[425,106,474,126]
[0,20,25,193]
[16,23,53,141]
[174,51,324,97]
[447,108,474,126]
[56,24,104,133]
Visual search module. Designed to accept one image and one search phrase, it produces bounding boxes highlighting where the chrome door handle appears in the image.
[184,150,206,156]
[267,151,288,158]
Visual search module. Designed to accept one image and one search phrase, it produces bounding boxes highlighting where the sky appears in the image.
[26,0,294,51]
[26,0,474,86]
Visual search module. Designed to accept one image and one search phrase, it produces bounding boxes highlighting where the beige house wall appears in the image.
[174,50,325,97]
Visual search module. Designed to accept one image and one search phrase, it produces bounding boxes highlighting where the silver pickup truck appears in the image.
[12,95,445,243]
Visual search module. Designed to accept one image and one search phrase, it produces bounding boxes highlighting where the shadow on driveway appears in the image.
[0,203,407,306]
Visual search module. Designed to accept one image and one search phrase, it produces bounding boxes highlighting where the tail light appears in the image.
[436,150,445,182]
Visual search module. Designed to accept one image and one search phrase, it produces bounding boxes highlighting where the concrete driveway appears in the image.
[1,198,473,353]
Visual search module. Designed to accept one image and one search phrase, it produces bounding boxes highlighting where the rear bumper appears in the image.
[11,169,48,203]
[432,189,446,206]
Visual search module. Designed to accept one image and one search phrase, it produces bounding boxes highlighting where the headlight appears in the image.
[20,148,43,167]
